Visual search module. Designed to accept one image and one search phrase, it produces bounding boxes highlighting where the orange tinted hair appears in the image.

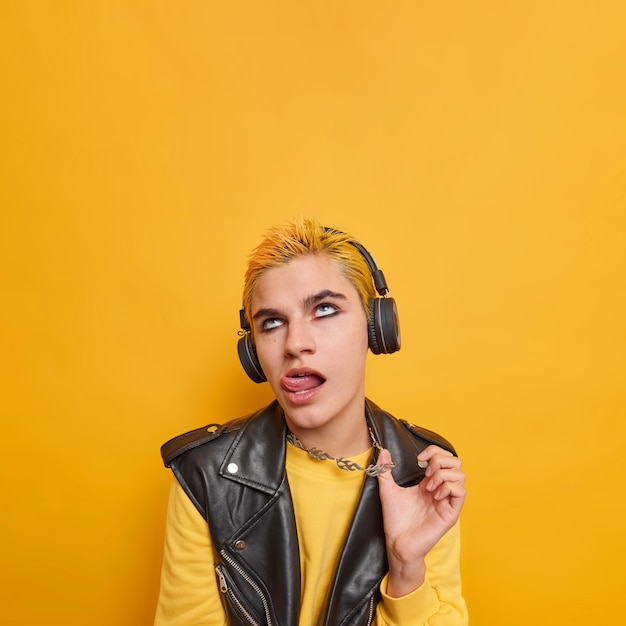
[242,217,375,332]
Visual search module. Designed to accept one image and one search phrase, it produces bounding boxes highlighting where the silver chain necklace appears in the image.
[286,428,396,477]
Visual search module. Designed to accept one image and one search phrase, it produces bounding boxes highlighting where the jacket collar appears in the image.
[366,398,429,487]
[218,398,427,494]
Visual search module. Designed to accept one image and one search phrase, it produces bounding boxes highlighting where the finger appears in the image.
[422,452,462,477]
[416,444,454,465]
[375,448,397,480]
[424,468,466,493]
[432,481,467,506]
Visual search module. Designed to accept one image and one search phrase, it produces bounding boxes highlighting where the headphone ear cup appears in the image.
[368,297,401,354]
[237,333,267,383]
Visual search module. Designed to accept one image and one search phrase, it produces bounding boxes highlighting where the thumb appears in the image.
[375,448,397,483]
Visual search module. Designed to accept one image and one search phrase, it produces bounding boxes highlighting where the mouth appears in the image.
[280,368,326,395]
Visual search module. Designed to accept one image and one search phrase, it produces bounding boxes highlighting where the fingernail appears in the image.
[418,460,428,469]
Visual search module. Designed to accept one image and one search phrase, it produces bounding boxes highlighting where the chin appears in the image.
[281,404,330,431]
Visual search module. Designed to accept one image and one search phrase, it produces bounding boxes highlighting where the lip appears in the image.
[280,367,326,404]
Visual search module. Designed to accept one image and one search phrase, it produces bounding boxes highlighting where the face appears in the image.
[250,254,370,446]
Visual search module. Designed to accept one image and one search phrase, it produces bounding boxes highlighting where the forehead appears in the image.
[251,255,358,309]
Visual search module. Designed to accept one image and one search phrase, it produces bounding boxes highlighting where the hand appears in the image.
[376,445,466,597]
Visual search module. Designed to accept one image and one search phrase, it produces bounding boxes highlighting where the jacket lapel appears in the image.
[219,400,288,494]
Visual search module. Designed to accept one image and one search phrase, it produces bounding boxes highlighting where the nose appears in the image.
[284,318,315,357]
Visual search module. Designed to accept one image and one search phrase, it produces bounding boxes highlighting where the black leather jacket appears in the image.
[161,399,455,626]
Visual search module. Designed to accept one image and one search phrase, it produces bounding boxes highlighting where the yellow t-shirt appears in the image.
[286,443,371,624]
[154,442,467,625]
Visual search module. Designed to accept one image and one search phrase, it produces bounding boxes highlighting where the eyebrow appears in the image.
[302,289,347,310]
[252,289,347,321]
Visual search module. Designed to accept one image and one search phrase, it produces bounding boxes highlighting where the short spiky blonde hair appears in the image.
[242,217,375,332]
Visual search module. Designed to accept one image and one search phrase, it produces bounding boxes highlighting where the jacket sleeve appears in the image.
[154,478,228,626]
[375,522,468,626]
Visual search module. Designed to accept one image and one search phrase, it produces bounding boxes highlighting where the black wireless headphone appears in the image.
[237,233,401,383]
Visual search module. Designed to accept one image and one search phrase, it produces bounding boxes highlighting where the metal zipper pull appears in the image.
[215,565,228,593]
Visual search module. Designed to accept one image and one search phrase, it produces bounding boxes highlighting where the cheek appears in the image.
[332,322,369,362]
[349,315,370,350]
[255,337,277,363]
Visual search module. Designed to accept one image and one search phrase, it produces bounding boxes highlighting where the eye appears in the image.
[315,303,338,318]
[261,317,283,332]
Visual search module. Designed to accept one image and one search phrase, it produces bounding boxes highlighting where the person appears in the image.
[154,218,468,626]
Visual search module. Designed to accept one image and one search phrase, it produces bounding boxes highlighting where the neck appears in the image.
[286,415,372,459]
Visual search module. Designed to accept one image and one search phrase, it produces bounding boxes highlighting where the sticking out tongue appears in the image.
[283,373,325,392]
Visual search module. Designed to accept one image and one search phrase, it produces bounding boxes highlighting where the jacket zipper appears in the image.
[217,553,375,626]
[366,595,375,626]
[217,550,273,626]
[215,564,261,626]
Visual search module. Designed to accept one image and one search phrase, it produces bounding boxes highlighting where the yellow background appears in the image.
[1,2,625,625]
